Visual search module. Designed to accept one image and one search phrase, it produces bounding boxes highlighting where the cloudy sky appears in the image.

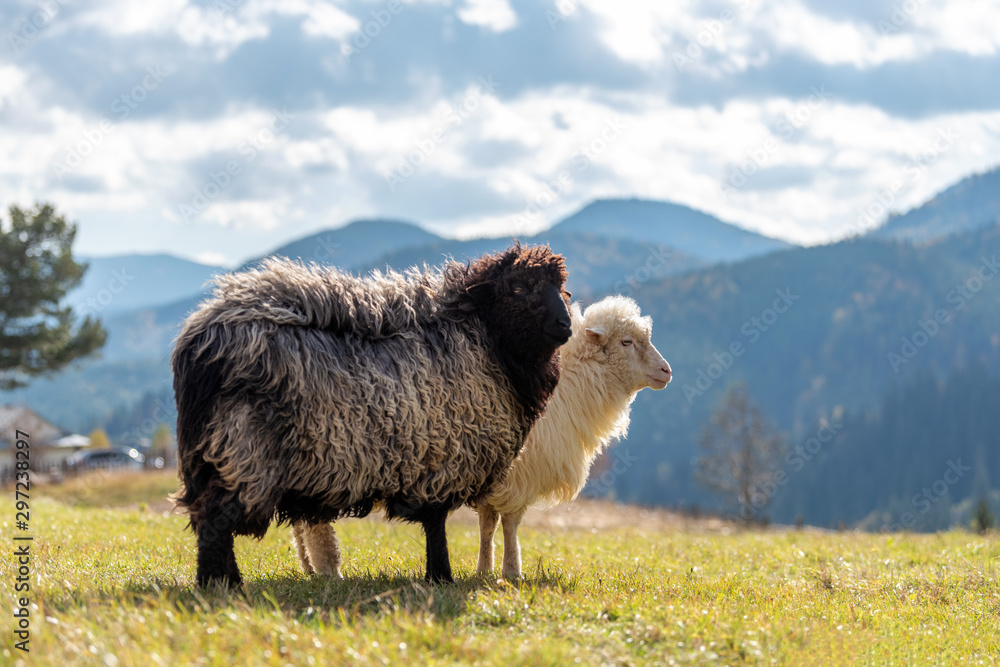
[2,0,1000,266]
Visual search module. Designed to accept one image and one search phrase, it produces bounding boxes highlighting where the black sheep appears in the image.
[171,243,572,587]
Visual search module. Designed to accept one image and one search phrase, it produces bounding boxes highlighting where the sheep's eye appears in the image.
[512,285,526,295]
[622,339,632,346]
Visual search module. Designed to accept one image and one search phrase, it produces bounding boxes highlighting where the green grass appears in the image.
[2,472,999,665]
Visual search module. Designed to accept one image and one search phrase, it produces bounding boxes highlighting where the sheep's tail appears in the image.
[170,323,227,513]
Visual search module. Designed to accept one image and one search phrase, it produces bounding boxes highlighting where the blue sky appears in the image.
[2,0,999,265]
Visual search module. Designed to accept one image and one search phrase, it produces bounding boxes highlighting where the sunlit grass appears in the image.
[1,472,997,665]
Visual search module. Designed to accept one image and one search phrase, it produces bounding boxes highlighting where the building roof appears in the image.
[53,434,91,448]
[0,405,65,448]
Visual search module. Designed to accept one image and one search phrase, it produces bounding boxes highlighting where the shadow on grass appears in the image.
[42,563,581,624]
[43,572,478,622]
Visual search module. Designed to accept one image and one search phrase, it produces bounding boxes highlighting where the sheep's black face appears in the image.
[469,276,572,350]
[533,281,573,346]
[466,282,570,354]
[505,275,572,346]
[462,243,571,358]
[458,243,570,415]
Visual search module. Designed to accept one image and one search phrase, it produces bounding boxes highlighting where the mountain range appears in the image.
[5,171,1000,529]
[68,198,789,327]
[551,198,792,261]
[67,254,224,316]
[873,165,1000,243]
[615,220,1000,512]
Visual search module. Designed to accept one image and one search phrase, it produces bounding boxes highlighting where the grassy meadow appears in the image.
[2,470,998,665]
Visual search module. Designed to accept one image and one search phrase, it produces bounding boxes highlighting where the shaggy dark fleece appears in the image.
[172,243,571,587]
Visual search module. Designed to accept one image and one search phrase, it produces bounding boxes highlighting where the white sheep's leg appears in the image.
[500,508,526,581]
[303,522,344,579]
[291,521,314,574]
[477,504,500,575]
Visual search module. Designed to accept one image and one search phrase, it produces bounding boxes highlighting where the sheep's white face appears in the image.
[579,297,671,393]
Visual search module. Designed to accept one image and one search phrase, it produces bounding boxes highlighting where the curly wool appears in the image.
[172,252,565,534]
[290,296,667,579]
[485,296,653,514]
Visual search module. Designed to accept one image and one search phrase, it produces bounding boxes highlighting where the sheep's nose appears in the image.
[545,316,573,344]
[662,362,672,377]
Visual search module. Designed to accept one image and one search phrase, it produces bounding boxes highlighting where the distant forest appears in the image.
[773,363,999,530]
[607,363,1000,531]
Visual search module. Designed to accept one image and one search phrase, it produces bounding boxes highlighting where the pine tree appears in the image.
[0,203,106,389]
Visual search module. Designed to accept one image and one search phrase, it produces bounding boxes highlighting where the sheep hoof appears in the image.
[313,564,342,578]
[198,573,243,591]
[425,571,455,584]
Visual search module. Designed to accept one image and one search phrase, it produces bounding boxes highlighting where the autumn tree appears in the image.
[88,428,111,449]
[152,423,172,451]
[0,203,106,389]
[695,383,785,523]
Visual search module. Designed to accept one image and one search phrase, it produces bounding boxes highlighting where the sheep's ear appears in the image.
[585,327,606,344]
[466,282,494,304]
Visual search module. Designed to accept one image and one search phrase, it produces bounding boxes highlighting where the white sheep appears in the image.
[476,295,671,580]
[290,295,670,581]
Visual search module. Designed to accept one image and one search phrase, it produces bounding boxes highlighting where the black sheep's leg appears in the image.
[196,496,245,588]
[421,508,454,583]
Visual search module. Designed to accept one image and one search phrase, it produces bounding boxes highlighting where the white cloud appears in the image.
[912,0,1000,56]
[12,78,1000,260]
[193,251,231,266]
[5,0,1000,264]
[581,0,690,66]
[456,0,518,33]
[73,0,360,59]
[274,0,358,40]
[581,0,1000,74]
[752,0,924,68]
[75,0,190,36]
